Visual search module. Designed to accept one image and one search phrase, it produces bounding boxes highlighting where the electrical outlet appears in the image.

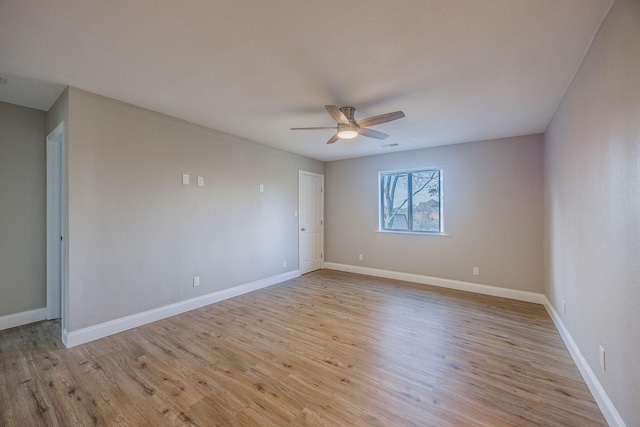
[473,267,479,275]
[193,276,200,287]
[358,254,363,261]
[282,260,287,268]
[599,346,606,371]
[259,184,264,193]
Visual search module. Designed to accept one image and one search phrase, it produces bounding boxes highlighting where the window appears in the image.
[379,168,443,233]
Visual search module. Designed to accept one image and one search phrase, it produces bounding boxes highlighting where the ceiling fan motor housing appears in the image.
[340,106,356,122]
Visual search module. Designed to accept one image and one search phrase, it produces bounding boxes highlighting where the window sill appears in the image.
[375,230,450,237]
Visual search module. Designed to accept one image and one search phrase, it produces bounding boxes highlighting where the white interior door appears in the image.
[46,123,64,320]
[299,171,324,275]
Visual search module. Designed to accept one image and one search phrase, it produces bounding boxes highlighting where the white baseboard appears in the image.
[0,307,48,331]
[64,270,300,348]
[543,297,626,427]
[323,263,545,304]
[62,327,70,347]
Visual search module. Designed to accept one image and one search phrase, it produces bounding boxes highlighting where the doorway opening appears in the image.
[46,122,64,324]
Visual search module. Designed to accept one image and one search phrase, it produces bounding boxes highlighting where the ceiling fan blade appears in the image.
[359,128,388,140]
[357,111,405,128]
[327,133,341,144]
[325,105,350,125]
[290,127,337,130]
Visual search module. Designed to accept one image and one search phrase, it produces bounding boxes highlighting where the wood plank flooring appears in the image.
[0,270,606,426]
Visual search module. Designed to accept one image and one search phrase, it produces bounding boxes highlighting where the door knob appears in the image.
[301,228,306,231]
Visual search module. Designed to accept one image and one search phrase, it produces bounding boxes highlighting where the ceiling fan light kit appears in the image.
[291,105,405,144]
[337,123,358,139]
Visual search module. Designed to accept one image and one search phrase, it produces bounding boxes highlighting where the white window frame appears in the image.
[378,167,447,236]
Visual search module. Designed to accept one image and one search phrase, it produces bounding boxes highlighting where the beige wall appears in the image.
[544,0,640,424]
[46,87,69,135]
[325,134,543,292]
[0,101,47,317]
[64,88,323,331]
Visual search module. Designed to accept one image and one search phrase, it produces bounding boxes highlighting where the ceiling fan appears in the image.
[291,105,405,144]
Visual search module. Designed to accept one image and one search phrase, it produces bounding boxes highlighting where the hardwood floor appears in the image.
[0,270,606,426]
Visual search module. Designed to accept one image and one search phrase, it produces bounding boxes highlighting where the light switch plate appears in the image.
[197,176,204,187]
[182,174,190,185]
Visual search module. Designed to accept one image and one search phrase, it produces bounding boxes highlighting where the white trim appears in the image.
[375,230,450,237]
[323,263,545,304]
[63,270,300,348]
[62,327,70,347]
[46,122,64,321]
[0,308,48,331]
[543,297,626,427]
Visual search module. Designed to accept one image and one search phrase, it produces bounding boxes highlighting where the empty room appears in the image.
[0,1,638,426]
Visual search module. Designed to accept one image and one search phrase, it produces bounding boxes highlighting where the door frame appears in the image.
[298,170,324,274]
[46,122,65,322]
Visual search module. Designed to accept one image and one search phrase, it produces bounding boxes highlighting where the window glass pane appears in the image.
[411,170,440,232]
[381,173,409,230]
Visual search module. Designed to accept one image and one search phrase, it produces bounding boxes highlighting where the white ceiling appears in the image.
[0,0,612,161]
